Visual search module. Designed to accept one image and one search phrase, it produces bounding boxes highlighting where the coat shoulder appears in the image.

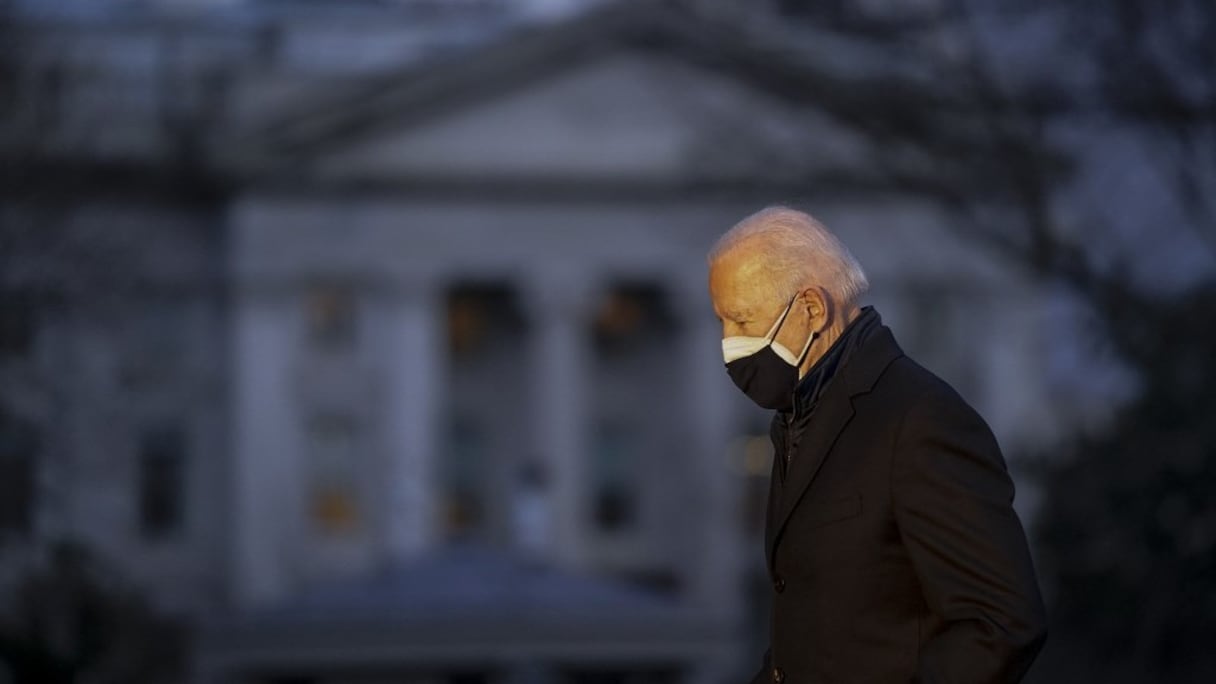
[878,355,1003,460]
[869,353,965,409]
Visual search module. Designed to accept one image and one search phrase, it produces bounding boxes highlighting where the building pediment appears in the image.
[227,3,875,189]
[310,50,867,186]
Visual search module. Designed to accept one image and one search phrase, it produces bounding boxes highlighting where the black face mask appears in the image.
[723,296,817,411]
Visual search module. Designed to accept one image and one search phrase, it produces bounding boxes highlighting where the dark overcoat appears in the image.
[749,317,1047,684]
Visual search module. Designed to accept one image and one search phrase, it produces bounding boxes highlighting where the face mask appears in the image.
[722,295,817,410]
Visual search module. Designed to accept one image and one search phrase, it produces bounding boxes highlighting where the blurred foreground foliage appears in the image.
[0,542,186,684]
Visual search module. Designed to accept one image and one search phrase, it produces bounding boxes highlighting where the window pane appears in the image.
[591,284,673,357]
[591,423,637,534]
[446,283,523,358]
[441,414,486,539]
[307,415,361,535]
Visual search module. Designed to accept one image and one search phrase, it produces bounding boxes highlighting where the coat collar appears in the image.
[766,320,904,573]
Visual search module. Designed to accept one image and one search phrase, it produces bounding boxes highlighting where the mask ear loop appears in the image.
[794,328,819,366]
[788,290,819,367]
[764,294,799,342]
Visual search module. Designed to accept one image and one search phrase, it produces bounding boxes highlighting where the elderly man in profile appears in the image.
[708,207,1047,683]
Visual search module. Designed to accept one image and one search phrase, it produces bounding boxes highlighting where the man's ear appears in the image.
[799,286,831,331]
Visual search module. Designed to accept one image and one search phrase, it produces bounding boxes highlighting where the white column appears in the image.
[230,286,299,606]
[524,272,595,569]
[378,275,445,562]
[674,274,743,622]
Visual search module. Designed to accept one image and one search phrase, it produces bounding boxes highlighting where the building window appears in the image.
[441,414,487,540]
[0,413,37,538]
[446,283,523,358]
[592,283,674,357]
[138,424,187,540]
[590,422,638,534]
[306,414,360,536]
[0,290,35,358]
[305,284,357,351]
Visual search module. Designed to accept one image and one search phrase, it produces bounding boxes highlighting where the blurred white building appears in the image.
[1,2,1077,683]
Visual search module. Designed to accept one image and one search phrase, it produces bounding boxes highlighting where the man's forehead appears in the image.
[711,251,774,313]
[722,246,772,283]
[713,280,766,320]
[724,259,773,293]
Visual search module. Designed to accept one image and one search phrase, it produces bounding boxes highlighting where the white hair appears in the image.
[708,206,869,307]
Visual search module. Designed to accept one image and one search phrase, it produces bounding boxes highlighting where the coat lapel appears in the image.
[763,439,782,572]
[768,388,855,567]
[765,325,905,570]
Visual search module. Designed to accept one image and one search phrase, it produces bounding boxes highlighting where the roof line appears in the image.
[228,0,688,164]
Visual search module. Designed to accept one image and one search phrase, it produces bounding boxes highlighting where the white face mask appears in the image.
[721,295,816,366]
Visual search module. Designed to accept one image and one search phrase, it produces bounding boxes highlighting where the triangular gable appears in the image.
[312,48,869,184]
[226,2,889,187]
